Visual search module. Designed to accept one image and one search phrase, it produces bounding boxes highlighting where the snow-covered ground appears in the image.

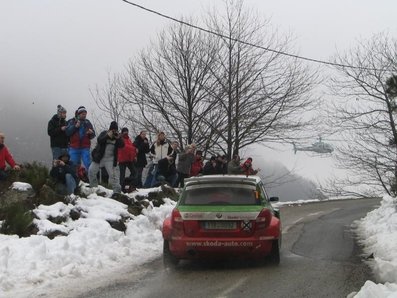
[1,183,396,297]
[349,195,397,298]
[0,182,176,298]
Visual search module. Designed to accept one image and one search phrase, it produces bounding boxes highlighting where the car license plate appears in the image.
[203,221,236,230]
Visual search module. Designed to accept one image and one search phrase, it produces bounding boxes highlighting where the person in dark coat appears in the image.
[88,121,124,195]
[47,105,69,160]
[133,130,150,188]
[156,155,177,186]
[202,156,219,175]
[216,155,228,174]
[50,152,78,195]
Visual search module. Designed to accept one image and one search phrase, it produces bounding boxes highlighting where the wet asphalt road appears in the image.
[79,198,380,298]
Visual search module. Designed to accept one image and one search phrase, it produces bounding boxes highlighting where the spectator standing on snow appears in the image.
[156,155,177,186]
[241,157,260,176]
[47,105,69,160]
[88,121,124,196]
[66,106,95,169]
[146,131,172,187]
[133,130,150,188]
[0,132,20,180]
[227,154,244,174]
[175,145,195,187]
[118,127,137,190]
[190,150,204,177]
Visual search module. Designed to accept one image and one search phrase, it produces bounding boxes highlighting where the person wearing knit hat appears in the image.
[88,121,125,197]
[48,104,69,160]
[109,121,118,131]
[65,105,95,169]
[57,105,67,115]
[77,106,87,115]
[241,157,260,176]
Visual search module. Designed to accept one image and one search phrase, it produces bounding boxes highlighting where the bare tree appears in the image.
[119,1,316,157]
[91,72,130,132]
[205,0,317,158]
[121,19,220,152]
[328,33,397,196]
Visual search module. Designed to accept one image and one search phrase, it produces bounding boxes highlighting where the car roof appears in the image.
[184,175,262,186]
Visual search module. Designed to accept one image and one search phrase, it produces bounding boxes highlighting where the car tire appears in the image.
[268,239,280,265]
[163,240,179,268]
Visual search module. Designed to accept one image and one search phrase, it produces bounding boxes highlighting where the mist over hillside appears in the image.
[255,159,326,202]
[0,98,53,166]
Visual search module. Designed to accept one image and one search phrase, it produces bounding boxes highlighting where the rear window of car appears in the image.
[181,183,259,205]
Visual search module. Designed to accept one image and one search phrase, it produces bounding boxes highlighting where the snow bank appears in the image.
[0,190,176,298]
[353,195,397,297]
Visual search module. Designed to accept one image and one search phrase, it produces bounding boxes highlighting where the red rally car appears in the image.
[162,175,281,267]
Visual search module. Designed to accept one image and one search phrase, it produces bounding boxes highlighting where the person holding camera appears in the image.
[88,121,124,196]
[50,152,78,195]
[241,157,260,176]
[47,105,69,160]
[66,106,95,169]
[133,130,150,188]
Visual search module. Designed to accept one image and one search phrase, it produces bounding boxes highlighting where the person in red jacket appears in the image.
[241,157,260,176]
[0,132,20,180]
[65,106,95,169]
[118,127,137,190]
[190,150,204,177]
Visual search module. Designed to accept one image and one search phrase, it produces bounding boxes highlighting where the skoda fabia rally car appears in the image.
[162,175,281,266]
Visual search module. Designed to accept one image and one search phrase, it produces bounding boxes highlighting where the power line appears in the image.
[120,0,391,72]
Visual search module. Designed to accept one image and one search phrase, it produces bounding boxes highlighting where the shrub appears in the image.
[0,202,34,237]
[18,162,49,193]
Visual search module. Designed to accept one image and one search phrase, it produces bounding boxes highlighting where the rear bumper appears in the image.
[168,236,277,259]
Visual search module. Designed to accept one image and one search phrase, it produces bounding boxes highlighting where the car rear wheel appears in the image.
[268,239,280,265]
[163,240,179,268]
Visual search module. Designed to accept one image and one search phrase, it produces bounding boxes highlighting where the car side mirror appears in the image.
[269,196,279,202]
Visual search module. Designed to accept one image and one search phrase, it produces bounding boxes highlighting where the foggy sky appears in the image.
[0,0,396,182]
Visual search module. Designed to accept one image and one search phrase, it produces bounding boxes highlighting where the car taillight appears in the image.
[256,208,272,229]
[171,209,184,237]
